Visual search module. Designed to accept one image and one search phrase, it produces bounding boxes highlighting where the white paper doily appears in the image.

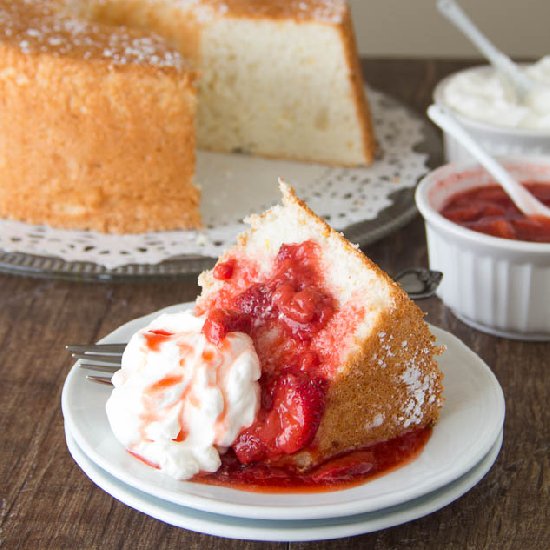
[0,89,430,272]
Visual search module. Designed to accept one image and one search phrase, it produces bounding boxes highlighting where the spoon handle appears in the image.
[427,105,546,217]
[437,0,532,98]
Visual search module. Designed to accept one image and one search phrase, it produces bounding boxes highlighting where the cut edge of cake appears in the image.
[196,3,376,166]
[84,0,377,166]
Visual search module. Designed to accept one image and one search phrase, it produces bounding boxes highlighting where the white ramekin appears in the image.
[434,66,550,163]
[416,158,550,341]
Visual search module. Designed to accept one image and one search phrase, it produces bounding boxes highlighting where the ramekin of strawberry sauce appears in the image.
[416,159,550,340]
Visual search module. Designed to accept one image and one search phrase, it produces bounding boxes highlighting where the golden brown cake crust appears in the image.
[0,0,189,69]
[313,298,443,461]
[166,0,347,22]
[339,8,376,164]
[0,1,201,232]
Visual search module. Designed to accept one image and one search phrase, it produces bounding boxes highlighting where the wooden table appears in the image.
[1,59,548,549]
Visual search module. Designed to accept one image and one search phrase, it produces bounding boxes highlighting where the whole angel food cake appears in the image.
[106,182,443,487]
[0,0,374,233]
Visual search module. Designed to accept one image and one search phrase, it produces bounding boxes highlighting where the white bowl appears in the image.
[416,158,550,340]
[433,66,550,163]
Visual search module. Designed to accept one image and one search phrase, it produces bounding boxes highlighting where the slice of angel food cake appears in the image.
[106,181,443,489]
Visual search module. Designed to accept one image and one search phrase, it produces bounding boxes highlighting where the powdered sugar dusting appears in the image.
[172,0,222,23]
[174,0,346,23]
[373,329,441,431]
[376,331,397,364]
[399,356,438,429]
[365,412,385,430]
[376,328,440,429]
[0,0,186,69]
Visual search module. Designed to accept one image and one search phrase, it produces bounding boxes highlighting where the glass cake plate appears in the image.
[0,90,442,282]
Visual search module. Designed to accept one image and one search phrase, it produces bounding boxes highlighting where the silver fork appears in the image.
[66,343,125,385]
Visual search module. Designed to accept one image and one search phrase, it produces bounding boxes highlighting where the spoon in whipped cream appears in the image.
[428,104,550,219]
[437,0,535,102]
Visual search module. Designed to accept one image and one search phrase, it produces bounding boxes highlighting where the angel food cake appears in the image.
[0,0,200,233]
[106,183,443,488]
[0,0,374,233]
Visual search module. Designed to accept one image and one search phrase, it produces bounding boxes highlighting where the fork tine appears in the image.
[71,353,122,365]
[86,375,113,386]
[66,344,126,354]
[79,362,120,373]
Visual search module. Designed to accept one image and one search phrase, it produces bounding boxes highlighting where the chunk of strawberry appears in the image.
[203,310,226,344]
[311,451,375,483]
[479,203,507,218]
[526,183,550,203]
[233,373,327,463]
[473,187,508,202]
[272,374,326,453]
[203,309,251,345]
[213,258,236,280]
[279,287,325,324]
[468,219,516,239]
[442,204,484,223]
[234,283,273,318]
[512,217,550,242]
[233,431,268,464]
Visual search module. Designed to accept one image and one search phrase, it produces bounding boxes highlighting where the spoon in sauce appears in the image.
[428,104,550,219]
[437,0,534,102]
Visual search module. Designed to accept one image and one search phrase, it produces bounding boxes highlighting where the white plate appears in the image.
[61,303,505,521]
[65,424,503,542]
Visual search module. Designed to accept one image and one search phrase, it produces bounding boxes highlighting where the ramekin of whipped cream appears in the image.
[106,310,260,480]
[434,57,550,162]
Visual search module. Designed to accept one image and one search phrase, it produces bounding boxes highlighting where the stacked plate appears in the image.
[61,304,505,542]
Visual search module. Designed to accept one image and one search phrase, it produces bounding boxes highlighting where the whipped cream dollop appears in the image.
[106,311,260,480]
[441,56,550,130]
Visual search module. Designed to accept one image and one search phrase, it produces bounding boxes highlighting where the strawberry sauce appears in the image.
[440,182,550,242]
[202,241,336,465]
[193,426,432,492]
[143,329,174,352]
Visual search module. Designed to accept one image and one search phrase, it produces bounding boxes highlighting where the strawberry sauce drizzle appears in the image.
[137,330,191,447]
[194,426,432,492]
[137,329,236,451]
[143,329,174,352]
